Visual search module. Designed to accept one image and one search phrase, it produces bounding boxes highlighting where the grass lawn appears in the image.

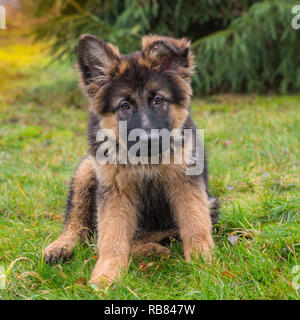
[0,34,299,300]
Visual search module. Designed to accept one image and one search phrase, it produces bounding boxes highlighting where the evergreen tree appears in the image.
[30,0,300,94]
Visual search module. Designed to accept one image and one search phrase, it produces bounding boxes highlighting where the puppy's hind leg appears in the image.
[44,156,97,264]
[131,229,178,257]
[131,242,170,257]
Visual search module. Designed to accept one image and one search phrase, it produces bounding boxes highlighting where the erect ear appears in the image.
[77,34,120,97]
[142,35,194,80]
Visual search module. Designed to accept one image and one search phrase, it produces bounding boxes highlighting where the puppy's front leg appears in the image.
[90,191,137,286]
[169,181,214,262]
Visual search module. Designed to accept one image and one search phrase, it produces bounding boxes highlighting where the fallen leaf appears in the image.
[75,278,87,286]
[52,214,63,222]
[223,140,232,147]
[222,270,235,279]
[138,262,154,272]
[17,183,26,197]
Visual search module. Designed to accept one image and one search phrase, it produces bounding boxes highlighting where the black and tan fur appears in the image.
[44,34,219,286]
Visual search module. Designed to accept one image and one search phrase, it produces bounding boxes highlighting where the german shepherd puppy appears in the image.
[44,34,219,286]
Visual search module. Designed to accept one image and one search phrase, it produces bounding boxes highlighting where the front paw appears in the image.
[89,258,126,288]
[89,274,113,288]
[184,238,214,262]
[44,240,74,264]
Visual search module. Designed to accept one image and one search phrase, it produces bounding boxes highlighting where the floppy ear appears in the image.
[142,35,194,80]
[77,34,120,97]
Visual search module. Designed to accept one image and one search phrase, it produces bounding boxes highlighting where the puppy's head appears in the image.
[77,34,194,154]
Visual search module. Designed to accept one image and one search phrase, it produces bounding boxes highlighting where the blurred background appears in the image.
[0,0,299,300]
[1,0,300,96]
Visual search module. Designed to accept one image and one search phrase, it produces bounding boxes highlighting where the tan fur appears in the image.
[142,34,195,81]
[77,34,120,99]
[46,158,213,285]
[131,229,177,256]
[144,83,174,103]
[170,73,193,97]
[89,160,213,285]
[137,56,152,69]
[135,229,178,244]
[170,104,189,129]
[46,35,215,287]
[106,42,121,61]
[146,165,214,261]
[90,163,179,285]
[142,35,191,54]
[91,86,110,113]
[77,64,100,99]
[99,112,119,138]
[167,179,214,261]
[90,178,138,285]
[131,242,170,256]
[117,60,131,76]
[44,156,95,261]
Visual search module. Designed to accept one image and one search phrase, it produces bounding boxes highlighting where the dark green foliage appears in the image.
[30,0,300,94]
[192,1,300,94]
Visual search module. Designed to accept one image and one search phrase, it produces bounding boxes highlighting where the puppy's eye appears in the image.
[120,102,130,111]
[154,96,163,105]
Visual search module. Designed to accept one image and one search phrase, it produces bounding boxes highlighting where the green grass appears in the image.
[0,35,299,300]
